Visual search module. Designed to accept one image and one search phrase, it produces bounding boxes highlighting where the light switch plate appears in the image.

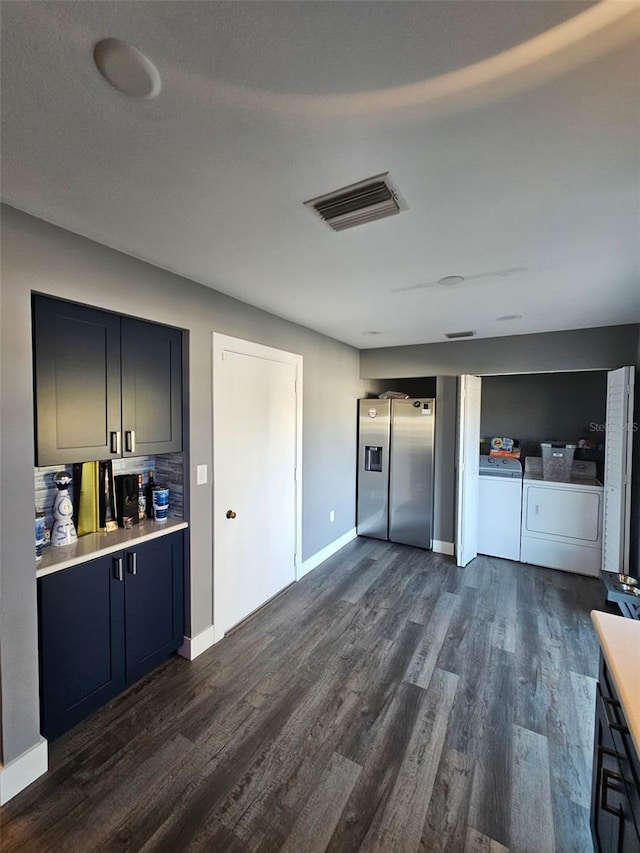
[196,464,208,485]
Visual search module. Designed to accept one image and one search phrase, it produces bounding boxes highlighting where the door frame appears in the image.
[455,374,482,567]
[454,367,635,572]
[602,365,635,575]
[212,333,303,642]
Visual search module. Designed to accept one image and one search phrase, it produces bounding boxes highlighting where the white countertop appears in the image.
[36,517,188,578]
[523,472,603,488]
[591,610,640,756]
[523,457,602,488]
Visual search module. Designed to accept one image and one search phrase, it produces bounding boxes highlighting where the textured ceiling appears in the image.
[2,1,639,348]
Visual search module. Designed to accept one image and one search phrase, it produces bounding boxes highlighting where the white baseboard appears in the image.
[433,540,455,556]
[0,736,48,805]
[178,624,216,660]
[298,527,357,579]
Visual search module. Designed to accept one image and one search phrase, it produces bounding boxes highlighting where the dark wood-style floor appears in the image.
[2,539,610,852]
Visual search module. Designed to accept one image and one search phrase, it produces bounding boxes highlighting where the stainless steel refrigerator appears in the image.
[356,398,435,549]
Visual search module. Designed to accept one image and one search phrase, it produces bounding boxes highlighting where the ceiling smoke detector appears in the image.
[94,38,161,99]
[437,275,465,287]
[304,173,407,232]
[391,266,527,295]
[445,330,476,339]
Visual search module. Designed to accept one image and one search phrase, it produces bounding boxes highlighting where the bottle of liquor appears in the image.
[145,471,155,520]
[138,473,146,521]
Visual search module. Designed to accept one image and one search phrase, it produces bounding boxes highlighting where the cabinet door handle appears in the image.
[600,765,624,817]
[603,695,631,735]
[110,431,121,455]
[125,430,135,453]
[128,551,137,575]
[113,556,123,582]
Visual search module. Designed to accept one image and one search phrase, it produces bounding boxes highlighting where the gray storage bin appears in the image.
[541,442,576,482]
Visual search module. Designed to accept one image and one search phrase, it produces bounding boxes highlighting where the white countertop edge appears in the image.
[36,518,188,579]
[523,474,603,489]
[591,610,640,756]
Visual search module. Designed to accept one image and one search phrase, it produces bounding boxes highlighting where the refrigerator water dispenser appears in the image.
[364,446,383,472]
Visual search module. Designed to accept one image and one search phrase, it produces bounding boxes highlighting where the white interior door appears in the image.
[602,365,635,575]
[456,374,482,567]
[213,335,302,638]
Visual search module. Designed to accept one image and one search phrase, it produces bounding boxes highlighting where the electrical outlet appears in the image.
[196,464,208,485]
[329,510,335,523]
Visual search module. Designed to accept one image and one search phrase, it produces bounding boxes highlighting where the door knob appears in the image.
[226,510,237,519]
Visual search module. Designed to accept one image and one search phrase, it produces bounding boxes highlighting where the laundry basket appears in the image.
[541,442,576,482]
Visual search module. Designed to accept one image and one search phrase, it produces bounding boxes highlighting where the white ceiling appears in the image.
[2,1,639,349]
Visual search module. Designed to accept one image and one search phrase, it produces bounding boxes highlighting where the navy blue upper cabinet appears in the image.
[120,318,182,457]
[33,296,122,465]
[33,296,182,465]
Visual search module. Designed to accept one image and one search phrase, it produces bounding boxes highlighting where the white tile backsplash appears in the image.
[35,453,184,531]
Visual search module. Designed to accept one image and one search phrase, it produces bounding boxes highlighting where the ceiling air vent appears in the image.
[445,330,475,339]
[304,173,407,232]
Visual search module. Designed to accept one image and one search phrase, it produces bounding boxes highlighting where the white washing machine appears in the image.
[477,455,523,561]
[520,458,603,577]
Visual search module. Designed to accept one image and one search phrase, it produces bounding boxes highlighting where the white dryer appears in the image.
[520,458,603,577]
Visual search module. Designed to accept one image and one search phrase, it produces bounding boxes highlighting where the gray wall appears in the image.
[0,205,377,764]
[480,371,608,458]
[361,326,640,378]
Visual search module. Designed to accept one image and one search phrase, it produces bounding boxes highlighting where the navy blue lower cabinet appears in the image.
[591,656,640,853]
[38,532,184,741]
[124,533,184,684]
[38,553,126,741]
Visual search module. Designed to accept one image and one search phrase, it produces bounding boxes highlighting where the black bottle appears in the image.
[145,472,155,519]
